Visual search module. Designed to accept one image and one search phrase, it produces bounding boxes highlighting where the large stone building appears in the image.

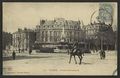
[12,28,36,52]
[83,22,100,39]
[35,18,85,48]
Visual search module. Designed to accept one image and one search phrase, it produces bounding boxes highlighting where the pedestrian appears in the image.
[19,48,20,53]
[29,49,32,55]
[99,49,106,59]
[102,50,106,59]
[12,50,16,60]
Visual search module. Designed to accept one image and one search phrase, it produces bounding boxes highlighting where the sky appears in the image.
[3,2,117,33]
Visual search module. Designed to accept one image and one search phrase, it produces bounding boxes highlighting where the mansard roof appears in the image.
[42,20,54,26]
[38,18,81,29]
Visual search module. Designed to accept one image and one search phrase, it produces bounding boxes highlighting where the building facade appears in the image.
[84,22,100,39]
[35,18,85,48]
[12,28,36,51]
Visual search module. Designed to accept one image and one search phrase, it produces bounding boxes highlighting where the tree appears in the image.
[2,31,12,50]
[17,29,22,53]
[96,24,114,50]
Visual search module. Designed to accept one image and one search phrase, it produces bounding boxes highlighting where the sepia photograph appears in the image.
[2,2,117,75]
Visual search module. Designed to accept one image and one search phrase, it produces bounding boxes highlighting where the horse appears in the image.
[69,46,84,64]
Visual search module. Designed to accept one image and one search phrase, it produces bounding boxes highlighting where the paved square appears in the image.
[3,51,117,75]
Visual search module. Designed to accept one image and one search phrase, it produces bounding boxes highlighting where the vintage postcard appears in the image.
[2,2,117,75]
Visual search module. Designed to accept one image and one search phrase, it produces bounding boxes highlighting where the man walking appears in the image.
[99,49,106,59]
[12,50,16,60]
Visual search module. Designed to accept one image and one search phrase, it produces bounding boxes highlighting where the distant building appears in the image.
[35,18,85,48]
[12,28,36,51]
[84,22,100,39]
